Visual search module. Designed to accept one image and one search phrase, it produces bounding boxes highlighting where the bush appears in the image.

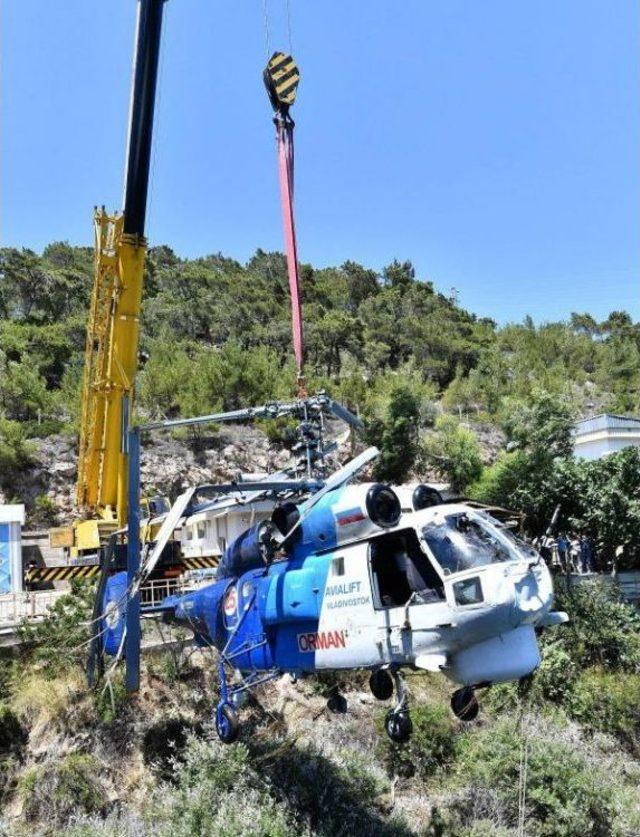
[31,494,59,527]
[452,717,614,836]
[142,716,199,779]
[0,702,26,754]
[531,639,580,704]
[378,702,457,779]
[18,580,95,673]
[147,735,296,837]
[20,753,107,827]
[10,668,91,736]
[569,668,640,752]
[0,415,34,489]
[553,579,640,671]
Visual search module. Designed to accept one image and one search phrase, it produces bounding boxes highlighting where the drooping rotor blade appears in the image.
[279,446,379,547]
[325,398,364,431]
[134,487,197,591]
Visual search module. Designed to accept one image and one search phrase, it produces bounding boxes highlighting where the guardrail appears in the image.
[555,571,640,603]
[0,590,67,624]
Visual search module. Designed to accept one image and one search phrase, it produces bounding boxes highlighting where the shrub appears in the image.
[569,668,640,753]
[553,579,640,671]
[10,668,91,736]
[20,753,107,827]
[147,735,296,837]
[0,415,34,489]
[0,702,26,754]
[142,716,199,779]
[378,702,457,779]
[31,493,59,527]
[365,385,421,483]
[452,717,614,836]
[18,580,95,673]
[531,639,580,704]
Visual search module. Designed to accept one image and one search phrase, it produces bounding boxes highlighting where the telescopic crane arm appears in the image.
[75,0,166,549]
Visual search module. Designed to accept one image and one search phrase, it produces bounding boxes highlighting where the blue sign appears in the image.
[0,523,10,594]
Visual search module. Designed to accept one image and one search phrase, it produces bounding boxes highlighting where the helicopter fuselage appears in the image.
[168,502,563,688]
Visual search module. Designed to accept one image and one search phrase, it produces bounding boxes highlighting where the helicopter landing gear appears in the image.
[369,668,394,701]
[451,686,479,721]
[215,702,240,744]
[384,669,412,743]
[326,691,348,713]
[215,660,241,744]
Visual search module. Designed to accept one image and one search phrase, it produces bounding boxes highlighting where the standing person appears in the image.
[556,533,570,573]
[570,535,581,573]
[580,536,592,574]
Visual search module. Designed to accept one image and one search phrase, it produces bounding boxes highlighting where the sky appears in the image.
[2,0,638,324]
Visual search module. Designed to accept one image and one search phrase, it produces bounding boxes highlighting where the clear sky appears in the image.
[2,1,638,324]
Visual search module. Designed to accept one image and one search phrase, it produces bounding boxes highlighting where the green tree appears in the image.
[365,385,420,483]
[422,414,483,492]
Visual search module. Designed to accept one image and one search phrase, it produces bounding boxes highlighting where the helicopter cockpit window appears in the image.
[370,529,445,609]
[422,513,518,575]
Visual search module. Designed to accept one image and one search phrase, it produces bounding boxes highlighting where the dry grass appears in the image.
[10,668,94,738]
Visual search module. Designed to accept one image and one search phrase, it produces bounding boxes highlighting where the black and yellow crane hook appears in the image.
[263,51,300,123]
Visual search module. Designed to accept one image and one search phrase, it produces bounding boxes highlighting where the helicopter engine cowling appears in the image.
[394,483,443,513]
[273,482,401,560]
[216,521,271,580]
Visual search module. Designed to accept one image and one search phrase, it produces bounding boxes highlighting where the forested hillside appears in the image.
[2,242,640,562]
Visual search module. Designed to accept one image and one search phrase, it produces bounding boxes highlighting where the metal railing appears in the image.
[0,590,67,624]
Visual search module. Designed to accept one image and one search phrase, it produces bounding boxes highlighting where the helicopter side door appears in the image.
[368,528,450,664]
[312,542,379,669]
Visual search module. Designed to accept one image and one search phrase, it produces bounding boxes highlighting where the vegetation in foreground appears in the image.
[0,578,638,836]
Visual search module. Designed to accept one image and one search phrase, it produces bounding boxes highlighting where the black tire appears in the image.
[385,709,413,743]
[369,669,394,701]
[451,687,479,721]
[215,703,240,744]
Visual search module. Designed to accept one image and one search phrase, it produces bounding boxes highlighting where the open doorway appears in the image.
[369,529,445,609]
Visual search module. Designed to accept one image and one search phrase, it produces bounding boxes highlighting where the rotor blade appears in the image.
[325,398,364,431]
[279,446,379,547]
[135,486,197,591]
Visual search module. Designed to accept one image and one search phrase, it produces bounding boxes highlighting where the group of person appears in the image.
[534,532,595,574]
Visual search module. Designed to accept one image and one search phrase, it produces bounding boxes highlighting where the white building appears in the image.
[0,505,25,594]
[180,496,276,560]
[573,413,640,461]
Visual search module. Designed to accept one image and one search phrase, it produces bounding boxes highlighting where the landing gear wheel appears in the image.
[385,709,413,743]
[215,702,240,744]
[451,687,479,721]
[369,669,394,701]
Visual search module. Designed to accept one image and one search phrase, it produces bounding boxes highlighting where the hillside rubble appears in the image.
[10,415,502,529]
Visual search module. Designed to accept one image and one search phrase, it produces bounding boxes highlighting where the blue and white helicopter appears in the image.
[98,429,568,745]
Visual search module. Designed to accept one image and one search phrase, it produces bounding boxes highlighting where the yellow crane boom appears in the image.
[76,210,145,526]
[51,0,165,556]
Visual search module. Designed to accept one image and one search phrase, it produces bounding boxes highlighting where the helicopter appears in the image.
[99,444,568,745]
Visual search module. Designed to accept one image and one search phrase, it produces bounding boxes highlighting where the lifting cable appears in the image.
[263,51,305,396]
